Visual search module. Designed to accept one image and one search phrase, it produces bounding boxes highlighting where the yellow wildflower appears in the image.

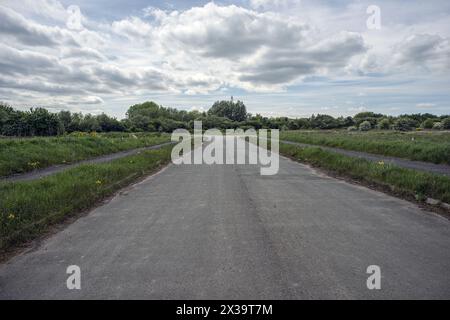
[28,161,40,168]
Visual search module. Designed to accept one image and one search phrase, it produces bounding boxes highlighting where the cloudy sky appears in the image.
[1,0,449,118]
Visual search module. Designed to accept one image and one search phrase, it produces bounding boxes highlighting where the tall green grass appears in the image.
[0,146,172,251]
[0,132,170,177]
[280,143,450,204]
[280,130,450,165]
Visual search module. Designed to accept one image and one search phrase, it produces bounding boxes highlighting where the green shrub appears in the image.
[393,117,417,131]
[433,122,443,130]
[359,121,372,131]
[421,118,435,129]
[377,118,391,130]
[442,118,450,130]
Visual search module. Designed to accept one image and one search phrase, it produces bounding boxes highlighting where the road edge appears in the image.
[0,161,172,264]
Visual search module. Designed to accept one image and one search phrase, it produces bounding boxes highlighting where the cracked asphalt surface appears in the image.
[1,138,449,299]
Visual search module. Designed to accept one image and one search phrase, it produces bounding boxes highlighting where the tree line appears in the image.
[1,100,449,137]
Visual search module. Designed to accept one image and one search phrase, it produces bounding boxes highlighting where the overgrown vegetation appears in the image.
[0,145,172,251]
[2,101,449,137]
[280,130,450,165]
[0,103,125,136]
[0,132,170,177]
[279,143,450,205]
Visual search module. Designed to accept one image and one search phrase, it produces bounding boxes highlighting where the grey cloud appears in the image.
[239,32,366,84]
[67,96,104,105]
[0,45,101,88]
[240,64,316,84]
[0,40,167,97]
[0,75,88,95]
[158,3,307,59]
[61,47,106,61]
[0,5,57,46]
[0,2,368,96]
[92,66,167,91]
[152,4,367,88]
[1,0,447,109]
[0,5,80,47]
[93,66,140,87]
[111,17,152,40]
[2,0,68,23]
[139,70,169,91]
[394,34,450,70]
[169,75,223,94]
[0,45,58,76]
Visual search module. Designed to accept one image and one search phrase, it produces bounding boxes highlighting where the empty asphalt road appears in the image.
[1,138,449,299]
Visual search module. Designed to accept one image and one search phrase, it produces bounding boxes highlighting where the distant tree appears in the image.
[96,113,125,132]
[157,118,186,132]
[294,118,309,129]
[243,118,263,130]
[79,114,101,132]
[421,118,436,129]
[404,113,437,124]
[188,110,203,121]
[393,117,417,131]
[67,113,83,132]
[0,103,14,135]
[338,116,355,128]
[353,112,384,126]
[125,101,161,131]
[377,118,391,130]
[286,120,299,130]
[120,118,133,131]
[58,111,72,132]
[432,122,443,130]
[2,101,450,136]
[208,99,248,122]
[310,114,339,129]
[28,108,63,136]
[359,121,372,131]
[442,117,450,130]
[127,101,161,119]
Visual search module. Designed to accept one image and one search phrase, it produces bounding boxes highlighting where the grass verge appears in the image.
[0,145,172,252]
[279,142,450,206]
[280,130,450,165]
[0,132,170,177]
